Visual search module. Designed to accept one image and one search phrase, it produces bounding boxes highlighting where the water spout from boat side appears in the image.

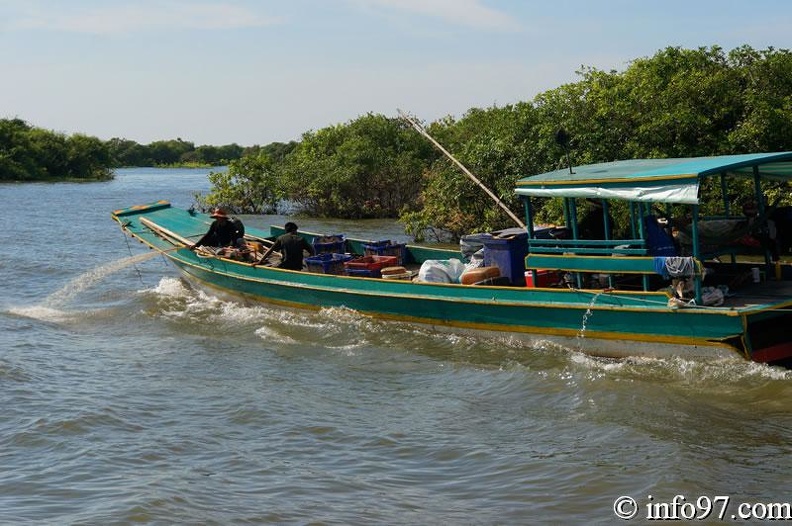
[8,252,159,323]
[577,291,605,350]
[44,252,158,308]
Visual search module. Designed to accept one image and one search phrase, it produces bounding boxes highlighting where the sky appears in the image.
[1,0,791,147]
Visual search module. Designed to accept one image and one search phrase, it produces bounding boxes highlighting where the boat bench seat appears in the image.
[697,245,739,263]
[527,238,648,256]
[525,254,660,275]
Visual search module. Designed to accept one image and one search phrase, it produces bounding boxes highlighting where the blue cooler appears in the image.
[481,231,528,286]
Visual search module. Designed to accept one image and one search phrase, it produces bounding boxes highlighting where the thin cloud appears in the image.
[352,0,521,31]
[7,2,282,35]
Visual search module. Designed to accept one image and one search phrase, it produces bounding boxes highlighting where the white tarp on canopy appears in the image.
[514,183,700,204]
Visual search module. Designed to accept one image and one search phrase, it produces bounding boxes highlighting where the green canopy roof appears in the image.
[514,152,792,204]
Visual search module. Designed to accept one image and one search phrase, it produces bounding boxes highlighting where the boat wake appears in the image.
[143,277,375,347]
[567,351,792,383]
[7,251,158,323]
[140,277,792,380]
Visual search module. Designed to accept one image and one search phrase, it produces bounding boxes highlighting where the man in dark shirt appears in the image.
[190,208,244,249]
[256,222,315,270]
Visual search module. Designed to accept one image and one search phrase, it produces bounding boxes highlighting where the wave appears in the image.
[568,351,791,381]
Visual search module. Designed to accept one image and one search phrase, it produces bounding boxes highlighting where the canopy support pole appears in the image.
[754,165,774,269]
[691,205,703,305]
[720,173,730,215]
[523,198,534,237]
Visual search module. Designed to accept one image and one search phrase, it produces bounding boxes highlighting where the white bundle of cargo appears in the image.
[416,258,466,283]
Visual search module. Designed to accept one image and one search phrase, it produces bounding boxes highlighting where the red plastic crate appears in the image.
[363,241,407,265]
[344,255,398,271]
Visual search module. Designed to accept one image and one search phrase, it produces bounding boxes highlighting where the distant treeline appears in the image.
[107,138,258,167]
[0,119,272,181]
[197,45,792,240]
[0,118,114,181]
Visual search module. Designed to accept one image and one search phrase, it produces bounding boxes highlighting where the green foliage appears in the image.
[195,153,281,214]
[726,46,792,151]
[255,141,297,162]
[107,137,250,167]
[0,118,39,180]
[107,138,152,166]
[272,113,434,218]
[64,134,113,180]
[1,118,251,181]
[527,45,792,227]
[0,118,112,181]
[400,104,541,241]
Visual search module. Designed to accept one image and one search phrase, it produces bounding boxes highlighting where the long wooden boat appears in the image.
[112,152,792,364]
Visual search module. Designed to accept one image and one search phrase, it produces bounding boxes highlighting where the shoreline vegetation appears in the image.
[4,45,792,239]
[0,119,253,182]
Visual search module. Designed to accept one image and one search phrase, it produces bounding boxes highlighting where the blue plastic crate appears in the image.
[365,239,391,248]
[344,267,382,278]
[312,234,346,254]
[305,253,352,274]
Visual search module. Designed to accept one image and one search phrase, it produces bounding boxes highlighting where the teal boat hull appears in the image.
[112,202,792,363]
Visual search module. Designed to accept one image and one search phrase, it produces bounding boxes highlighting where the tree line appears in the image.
[0,118,114,181]
[107,138,256,167]
[0,120,256,181]
[199,45,792,241]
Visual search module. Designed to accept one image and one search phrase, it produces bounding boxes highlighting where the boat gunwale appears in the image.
[114,211,792,317]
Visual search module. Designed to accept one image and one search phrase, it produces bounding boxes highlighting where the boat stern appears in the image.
[745,309,792,363]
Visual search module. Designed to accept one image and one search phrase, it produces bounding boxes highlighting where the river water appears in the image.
[2,168,792,525]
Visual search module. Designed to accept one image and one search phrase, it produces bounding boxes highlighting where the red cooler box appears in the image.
[525,270,558,287]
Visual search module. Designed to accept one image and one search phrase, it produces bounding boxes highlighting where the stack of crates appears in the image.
[312,234,346,255]
[306,234,350,274]
[344,255,398,278]
[305,253,353,275]
[363,240,407,266]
